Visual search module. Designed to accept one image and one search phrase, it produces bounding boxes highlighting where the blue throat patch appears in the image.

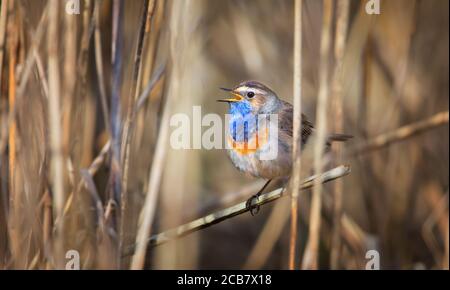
[228,101,258,142]
[229,100,252,116]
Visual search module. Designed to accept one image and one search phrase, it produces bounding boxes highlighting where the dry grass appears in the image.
[0,0,448,270]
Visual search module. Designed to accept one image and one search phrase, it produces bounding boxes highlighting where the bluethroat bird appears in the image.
[218,80,352,215]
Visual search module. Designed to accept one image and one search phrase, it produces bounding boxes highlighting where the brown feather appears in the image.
[278,101,314,145]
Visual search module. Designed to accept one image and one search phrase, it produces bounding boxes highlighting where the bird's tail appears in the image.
[325,133,353,149]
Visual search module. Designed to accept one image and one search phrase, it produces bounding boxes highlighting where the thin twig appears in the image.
[348,111,449,156]
[16,5,48,98]
[289,0,303,270]
[134,64,165,114]
[302,0,333,270]
[32,49,49,99]
[124,165,351,258]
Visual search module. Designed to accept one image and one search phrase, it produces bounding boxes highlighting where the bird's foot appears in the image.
[245,194,261,216]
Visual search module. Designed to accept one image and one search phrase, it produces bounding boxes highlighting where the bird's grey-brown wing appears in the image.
[278,101,314,145]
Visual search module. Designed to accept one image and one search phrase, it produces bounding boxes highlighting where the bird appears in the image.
[218,80,352,215]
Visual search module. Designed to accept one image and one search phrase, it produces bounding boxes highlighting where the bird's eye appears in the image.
[247,92,255,98]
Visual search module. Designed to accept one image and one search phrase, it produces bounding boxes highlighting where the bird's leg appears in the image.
[246,179,272,216]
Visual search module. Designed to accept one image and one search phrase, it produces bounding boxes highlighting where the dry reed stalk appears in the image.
[120,0,152,164]
[77,0,95,181]
[78,0,93,99]
[330,0,350,270]
[134,0,165,156]
[47,0,65,268]
[7,0,17,208]
[0,2,7,208]
[119,0,156,262]
[94,1,111,136]
[289,0,303,270]
[245,196,291,270]
[302,0,333,270]
[62,3,77,154]
[0,0,8,87]
[6,0,19,267]
[61,6,77,261]
[72,4,95,268]
[110,0,124,206]
[141,0,164,92]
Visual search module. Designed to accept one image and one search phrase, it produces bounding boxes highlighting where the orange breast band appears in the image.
[227,127,269,155]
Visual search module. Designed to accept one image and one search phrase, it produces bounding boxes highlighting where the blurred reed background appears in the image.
[0,0,448,269]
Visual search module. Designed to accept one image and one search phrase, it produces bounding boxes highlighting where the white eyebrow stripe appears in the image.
[236,86,265,94]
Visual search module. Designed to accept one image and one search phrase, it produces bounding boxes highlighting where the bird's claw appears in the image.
[246,194,261,216]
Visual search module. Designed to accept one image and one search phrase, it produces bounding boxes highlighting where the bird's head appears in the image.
[218,81,281,115]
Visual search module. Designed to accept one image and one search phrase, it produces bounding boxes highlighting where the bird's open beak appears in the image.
[217,87,243,103]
